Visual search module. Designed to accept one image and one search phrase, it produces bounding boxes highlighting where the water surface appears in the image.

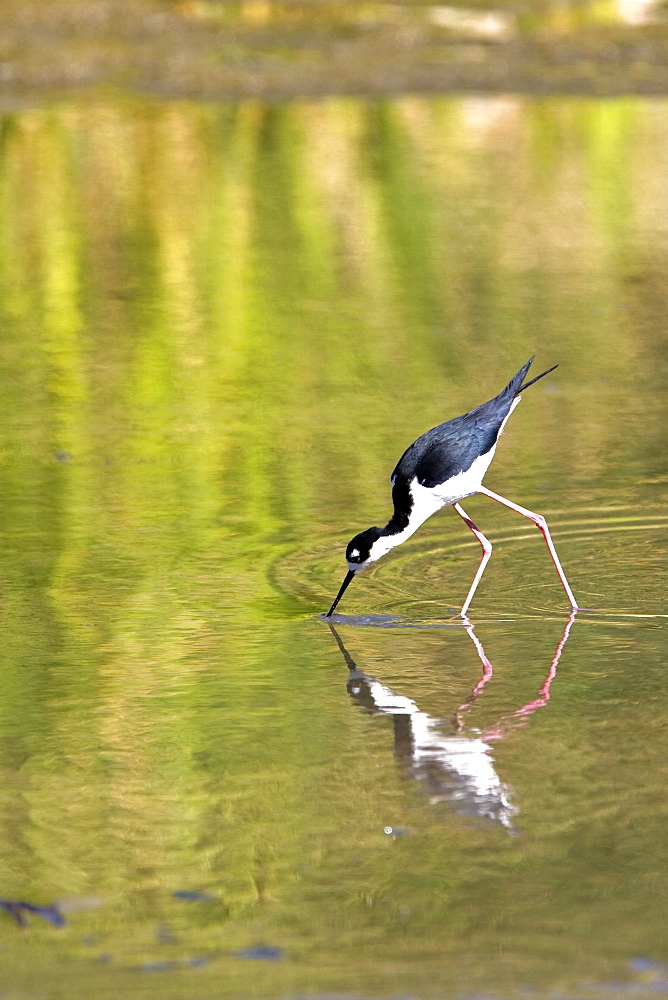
[0,94,667,999]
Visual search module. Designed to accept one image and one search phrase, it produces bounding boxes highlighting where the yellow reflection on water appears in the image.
[0,94,666,998]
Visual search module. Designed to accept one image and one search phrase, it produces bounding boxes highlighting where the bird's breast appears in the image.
[410,447,497,520]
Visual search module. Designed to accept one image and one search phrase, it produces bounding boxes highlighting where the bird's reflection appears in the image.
[329,612,577,831]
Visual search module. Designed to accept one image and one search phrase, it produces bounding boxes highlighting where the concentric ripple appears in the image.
[269,504,668,623]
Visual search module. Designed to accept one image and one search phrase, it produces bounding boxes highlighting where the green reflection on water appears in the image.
[0,94,666,999]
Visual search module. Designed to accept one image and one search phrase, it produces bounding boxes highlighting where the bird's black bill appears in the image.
[326,570,356,617]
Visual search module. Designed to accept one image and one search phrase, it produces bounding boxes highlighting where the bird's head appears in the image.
[326,526,386,617]
[345,526,385,572]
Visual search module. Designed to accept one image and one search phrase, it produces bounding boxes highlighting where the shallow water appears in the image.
[0,94,667,999]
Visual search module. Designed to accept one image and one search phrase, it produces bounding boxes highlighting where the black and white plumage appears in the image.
[326,357,579,618]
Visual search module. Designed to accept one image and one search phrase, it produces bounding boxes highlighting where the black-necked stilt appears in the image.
[326,357,579,618]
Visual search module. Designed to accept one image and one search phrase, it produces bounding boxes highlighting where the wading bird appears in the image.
[326,357,579,618]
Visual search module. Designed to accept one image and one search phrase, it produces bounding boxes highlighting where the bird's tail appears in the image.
[506,356,558,397]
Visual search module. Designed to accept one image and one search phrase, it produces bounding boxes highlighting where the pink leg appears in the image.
[478,486,579,609]
[454,620,493,730]
[506,608,577,722]
[485,608,578,740]
[453,502,493,617]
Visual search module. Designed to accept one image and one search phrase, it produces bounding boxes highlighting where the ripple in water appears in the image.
[271,506,668,622]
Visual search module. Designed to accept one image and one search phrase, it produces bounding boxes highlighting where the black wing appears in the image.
[391,357,546,490]
[391,398,512,488]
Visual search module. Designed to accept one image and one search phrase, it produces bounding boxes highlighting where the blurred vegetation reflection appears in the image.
[0,95,667,996]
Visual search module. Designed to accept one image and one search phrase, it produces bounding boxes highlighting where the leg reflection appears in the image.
[330,625,514,827]
[456,610,578,741]
[328,613,577,831]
